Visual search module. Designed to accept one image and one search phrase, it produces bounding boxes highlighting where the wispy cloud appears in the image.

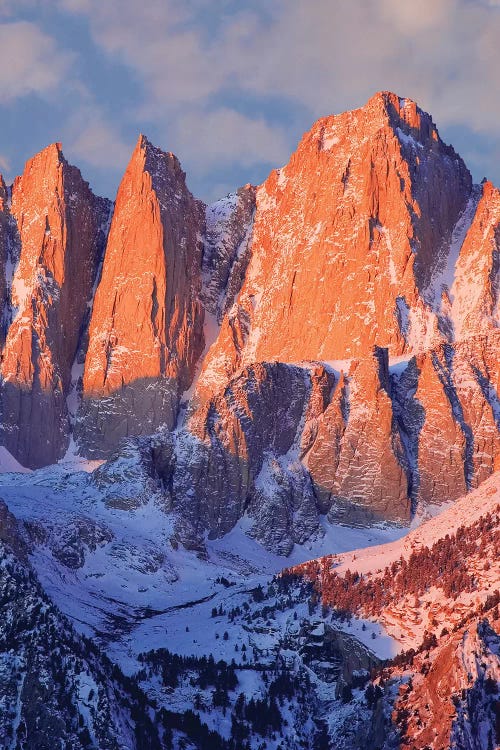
[57,0,500,143]
[0,153,10,179]
[173,108,290,170]
[55,0,500,129]
[63,107,131,172]
[0,21,72,102]
[2,1,500,199]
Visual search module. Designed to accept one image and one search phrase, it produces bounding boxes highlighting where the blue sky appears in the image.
[0,0,500,202]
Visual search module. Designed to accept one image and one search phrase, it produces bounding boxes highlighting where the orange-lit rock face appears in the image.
[0,144,110,468]
[76,136,205,456]
[392,332,500,510]
[187,91,499,530]
[0,92,498,541]
[197,92,472,398]
[449,180,500,340]
[394,619,500,750]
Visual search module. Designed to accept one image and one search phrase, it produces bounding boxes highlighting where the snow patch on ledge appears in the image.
[427,186,481,312]
[396,127,423,151]
[0,446,31,474]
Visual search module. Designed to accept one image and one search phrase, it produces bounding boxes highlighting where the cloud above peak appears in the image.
[57,0,500,133]
[0,0,500,200]
[0,21,71,102]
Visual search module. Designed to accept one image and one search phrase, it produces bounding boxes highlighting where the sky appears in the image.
[0,0,500,203]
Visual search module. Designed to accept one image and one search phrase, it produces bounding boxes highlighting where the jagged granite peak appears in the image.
[195,91,473,402]
[0,92,497,540]
[76,133,206,457]
[0,142,111,469]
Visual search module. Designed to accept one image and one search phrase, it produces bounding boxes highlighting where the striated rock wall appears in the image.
[392,331,500,511]
[448,180,500,340]
[196,91,472,401]
[0,91,498,548]
[170,361,328,552]
[76,135,206,457]
[307,349,410,525]
[0,144,110,468]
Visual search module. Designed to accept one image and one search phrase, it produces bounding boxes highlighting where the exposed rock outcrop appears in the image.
[0,91,498,546]
[0,144,110,468]
[171,361,331,551]
[448,180,500,340]
[76,135,205,457]
[307,349,410,525]
[196,91,473,400]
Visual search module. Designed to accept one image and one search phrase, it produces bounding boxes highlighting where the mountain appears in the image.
[0,88,499,746]
[76,135,206,457]
[0,93,496,555]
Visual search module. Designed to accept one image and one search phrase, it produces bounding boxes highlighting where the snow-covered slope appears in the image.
[0,453,498,748]
[290,470,500,651]
[0,449,405,666]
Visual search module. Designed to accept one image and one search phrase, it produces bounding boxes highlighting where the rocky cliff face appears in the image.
[196,91,472,400]
[0,176,12,350]
[0,92,497,548]
[0,144,110,468]
[76,135,205,457]
[448,180,500,340]
[306,349,410,525]
[170,361,331,552]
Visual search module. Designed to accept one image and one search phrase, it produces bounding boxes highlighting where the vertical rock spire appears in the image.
[76,134,206,456]
[0,143,110,468]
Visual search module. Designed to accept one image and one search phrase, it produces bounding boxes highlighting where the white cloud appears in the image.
[63,108,132,171]
[173,108,290,171]
[4,0,500,195]
[0,21,71,102]
[0,152,11,182]
[56,0,500,141]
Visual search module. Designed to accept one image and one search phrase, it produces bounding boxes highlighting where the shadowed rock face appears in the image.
[0,92,498,544]
[76,135,206,457]
[307,349,410,525]
[0,176,13,350]
[167,353,410,554]
[0,144,110,469]
[172,361,325,551]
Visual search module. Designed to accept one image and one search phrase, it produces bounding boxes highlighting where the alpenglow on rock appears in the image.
[0,144,110,469]
[76,135,206,457]
[0,92,498,551]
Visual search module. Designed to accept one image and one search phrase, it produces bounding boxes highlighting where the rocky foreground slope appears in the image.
[1,457,499,748]
[286,470,500,749]
[0,92,498,554]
